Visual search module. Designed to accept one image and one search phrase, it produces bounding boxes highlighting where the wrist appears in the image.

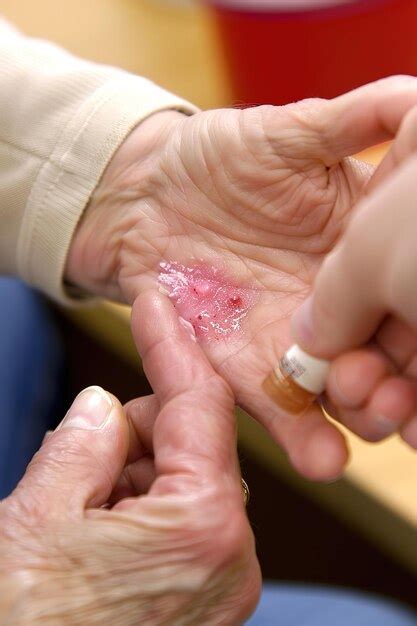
[65,109,186,300]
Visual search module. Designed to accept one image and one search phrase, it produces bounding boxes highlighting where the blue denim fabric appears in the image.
[247,584,416,625]
[0,278,64,498]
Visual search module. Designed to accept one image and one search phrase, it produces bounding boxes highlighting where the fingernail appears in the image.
[292,296,315,347]
[42,430,53,445]
[401,418,417,450]
[57,386,113,431]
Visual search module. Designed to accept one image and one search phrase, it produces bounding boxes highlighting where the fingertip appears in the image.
[327,375,415,443]
[366,376,415,439]
[289,410,349,482]
[295,426,349,482]
[131,290,201,357]
[131,290,171,350]
[131,290,215,402]
[20,387,130,512]
[401,416,417,450]
[74,388,130,506]
[327,349,389,409]
[56,386,126,437]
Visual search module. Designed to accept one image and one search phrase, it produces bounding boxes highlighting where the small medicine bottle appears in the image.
[263,345,330,414]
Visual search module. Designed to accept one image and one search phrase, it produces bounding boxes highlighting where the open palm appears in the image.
[68,76,417,480]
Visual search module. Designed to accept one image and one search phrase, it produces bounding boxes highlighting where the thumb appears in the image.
[366,104,417,192]
[286,76,417,164]
[291,156,417,359]
[14,386,129,515]
[291,213,385,360]
[323,76,417,162]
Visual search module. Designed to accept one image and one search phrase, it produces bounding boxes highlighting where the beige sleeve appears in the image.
[0,18,197,303]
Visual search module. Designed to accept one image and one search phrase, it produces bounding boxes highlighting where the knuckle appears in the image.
[251,104,277,121]
[241,105,279,156]
[253,100,329,153]
[217,514,254,574]
[290,96,328,116]
[33,431,88,469]
[200,507,251,568]
[287,97,329,135]
[176,484,252,567]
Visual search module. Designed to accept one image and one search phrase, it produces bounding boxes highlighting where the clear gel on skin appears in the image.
[158,261,257,342]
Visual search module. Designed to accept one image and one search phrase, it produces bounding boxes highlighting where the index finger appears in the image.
[130,291,238,483]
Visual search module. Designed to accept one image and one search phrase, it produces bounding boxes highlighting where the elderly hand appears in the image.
[0,292,260,625]
[67,76,417,481]
[292,104,417,450]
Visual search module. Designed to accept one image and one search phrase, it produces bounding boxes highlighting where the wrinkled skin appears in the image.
[0,293,260,625]
[68,76,417,481]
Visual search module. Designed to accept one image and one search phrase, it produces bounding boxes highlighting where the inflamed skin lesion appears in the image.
[158,260,259,341]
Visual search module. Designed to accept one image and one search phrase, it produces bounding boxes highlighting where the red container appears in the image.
[210,0,417,105]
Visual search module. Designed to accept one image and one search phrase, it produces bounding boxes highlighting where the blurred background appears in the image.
[0,0,415,612]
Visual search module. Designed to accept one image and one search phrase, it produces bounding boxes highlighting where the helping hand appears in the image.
[293,103,417,449]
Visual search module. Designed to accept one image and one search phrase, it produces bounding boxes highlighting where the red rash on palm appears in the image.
[158,261,257,341]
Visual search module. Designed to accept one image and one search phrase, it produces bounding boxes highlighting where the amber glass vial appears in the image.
[263,345,330,414]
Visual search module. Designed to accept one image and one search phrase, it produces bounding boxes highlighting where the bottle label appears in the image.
[280,344,330,394]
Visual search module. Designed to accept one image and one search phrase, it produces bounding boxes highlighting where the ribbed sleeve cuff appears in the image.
[17,75,198,305]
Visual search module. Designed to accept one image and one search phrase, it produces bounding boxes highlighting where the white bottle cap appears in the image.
[281,344,330,394]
